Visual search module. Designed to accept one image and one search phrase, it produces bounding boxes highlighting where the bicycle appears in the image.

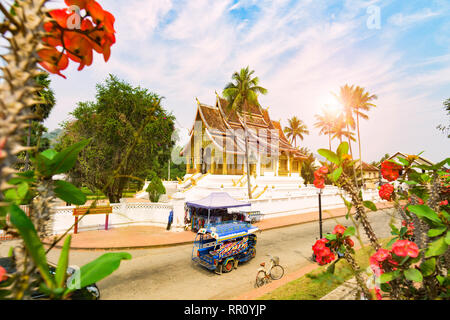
[254,255,285,288]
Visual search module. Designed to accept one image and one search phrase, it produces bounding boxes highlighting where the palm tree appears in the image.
[314,108,338,151]
[330,114,356,144]
[334,84,356,157]
[222,66,267,199]
[353,86,377,184]
[284,116,309,148]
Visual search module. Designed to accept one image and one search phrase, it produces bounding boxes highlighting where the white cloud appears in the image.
[388,8,442,28]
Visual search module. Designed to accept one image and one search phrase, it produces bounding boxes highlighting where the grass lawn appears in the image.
[258,239,389,300]
[81,187,137,200]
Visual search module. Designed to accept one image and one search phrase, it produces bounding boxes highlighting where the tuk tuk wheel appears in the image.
[223,259,234,273]
[248,247,256,258]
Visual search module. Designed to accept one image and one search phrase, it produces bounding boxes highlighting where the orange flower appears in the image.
[86,0,105,24]
[63,31,93,70]
[38,47,69,78]
[49,9,70,28]
[64,0,90,9]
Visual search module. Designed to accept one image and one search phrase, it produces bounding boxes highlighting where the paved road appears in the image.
[0,208,401,300]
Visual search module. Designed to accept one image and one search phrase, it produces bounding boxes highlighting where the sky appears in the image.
[24,0,450,162]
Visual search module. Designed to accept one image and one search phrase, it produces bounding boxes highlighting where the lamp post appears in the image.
[318,188,323,239]
[311,187,324,262]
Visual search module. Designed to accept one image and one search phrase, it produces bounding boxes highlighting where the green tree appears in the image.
[298,147,316,185]
[284,116,309,148]
[58,75,175,202]
[23,73,56,170]
[222,66,267,199]
[436,97,450,138]
[146,172,166,202]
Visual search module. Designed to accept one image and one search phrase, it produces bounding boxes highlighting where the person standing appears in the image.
[167,210,173,230]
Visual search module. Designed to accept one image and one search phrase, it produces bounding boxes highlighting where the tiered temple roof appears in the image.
[182,93,307,159]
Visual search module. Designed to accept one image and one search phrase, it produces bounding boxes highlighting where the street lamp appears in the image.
[318,188,323,239]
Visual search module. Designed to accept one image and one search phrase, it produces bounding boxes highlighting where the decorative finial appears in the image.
[195,97,200,105]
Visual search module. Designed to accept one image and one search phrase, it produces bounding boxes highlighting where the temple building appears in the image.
[181,92,307,177]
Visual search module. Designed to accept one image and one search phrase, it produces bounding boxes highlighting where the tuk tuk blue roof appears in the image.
[198,221,258,240]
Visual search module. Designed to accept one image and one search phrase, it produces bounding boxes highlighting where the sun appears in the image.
[321,94,343,116]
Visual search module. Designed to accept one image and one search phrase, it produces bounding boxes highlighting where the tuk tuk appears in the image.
[191,221,258,274]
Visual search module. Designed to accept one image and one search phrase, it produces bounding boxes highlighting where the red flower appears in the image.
[345,237,354,247]
[318,166,328,175]
[392,240,419,258]
[313,178,325,189]
[0,266,7,282]
[312,238,335,265]
[439,200,448,206]
[379,183,394,201]
[372,248,391,263]
[332,224,346,235]
[375,287,382,300]
[380,161,402,182]
[312,238,328,254]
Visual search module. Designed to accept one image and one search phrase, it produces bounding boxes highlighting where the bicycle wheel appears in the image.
[255,271,266,288]
[270,265,284,280]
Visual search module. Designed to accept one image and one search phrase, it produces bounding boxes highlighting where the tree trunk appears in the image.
[357,113,363,187]
[328,131,331,151]
[244,122,252,199]
[25,119,32,171]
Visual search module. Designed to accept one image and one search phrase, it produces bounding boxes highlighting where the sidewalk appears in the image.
[42,201,394,250]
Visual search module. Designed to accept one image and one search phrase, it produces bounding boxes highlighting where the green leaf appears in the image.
[66,252,131,293]
[404,269,423,282]
[35,153,54,177]
[336,142,349,158]
[445,231,450,245]
[397,157,409,166]
[428,227,447,238]
[55,235,71,288]
[317,149,340,165]
[3,182,29,204]
[53,180,87,205]
[343,226,355,237]
[390,223,400,235]
[325,233,337,241]
[408,205,442,224]
[379,270,401,283]
[40,149,58,160]
[363,200,377,212]
[9,205,54,288]
[420,173,431,183]
[425,237,448,258]
[420,258,436,277]
[49,139,91,176]
[329,167,343,182]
